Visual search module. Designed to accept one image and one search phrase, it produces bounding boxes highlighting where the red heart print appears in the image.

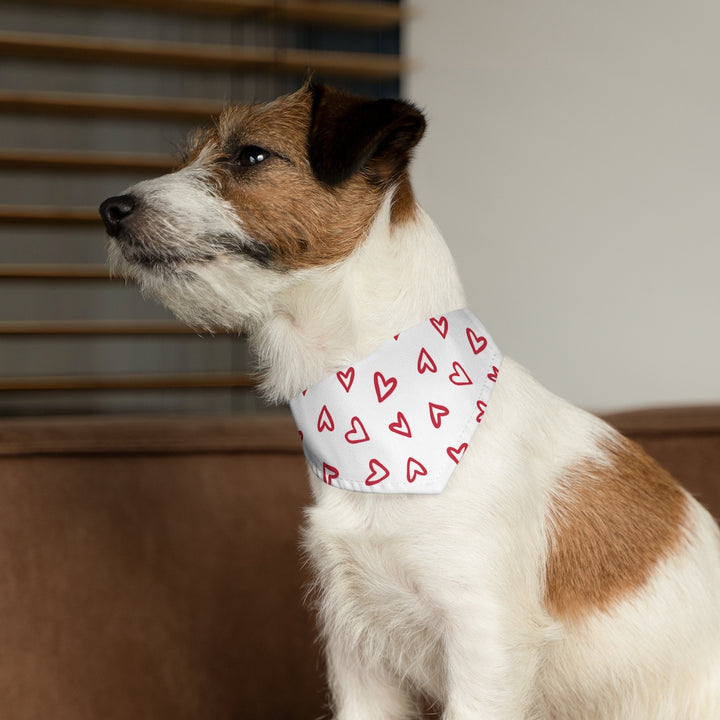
[406,457,427,483]
[430,316,449,338]
[365,459,390,486]
[298,430,303,440]
[429,402,450,429]
[488,366,500,382]
[388,411,412,437]
[317,405,335,432]
[476,400,487,422]
[449,361,472,386]
[336,367,355,393]
[374,372,398,403]
[417,347,437,374]
[345,416,369,444]
[447,443,468,464]
[466,327,488,355]
[323,462,339,485]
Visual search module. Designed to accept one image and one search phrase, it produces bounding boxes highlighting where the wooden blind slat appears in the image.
[266,0,404,28]
[0,31,405,80]
[0,90,224,122]
[16,0,404,29]
[0,148,174,174]
[0,264,112,281]
[0,321,203,336]
[0,372,255,391]
[0,206,100,225]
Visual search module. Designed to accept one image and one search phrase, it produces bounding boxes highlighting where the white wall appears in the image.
[405,0,720,412]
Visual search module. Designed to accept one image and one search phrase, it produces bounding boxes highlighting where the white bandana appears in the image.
[289,309,502,494]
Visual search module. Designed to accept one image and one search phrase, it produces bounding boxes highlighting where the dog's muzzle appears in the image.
[99,194,136,238]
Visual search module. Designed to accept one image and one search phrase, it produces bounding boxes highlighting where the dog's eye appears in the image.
[235,145,270,168]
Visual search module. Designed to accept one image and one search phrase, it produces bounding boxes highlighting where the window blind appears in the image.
[0,0,404,416]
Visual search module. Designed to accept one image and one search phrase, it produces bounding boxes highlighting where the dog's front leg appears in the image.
[325,634,418,720]
[439,598,539,720]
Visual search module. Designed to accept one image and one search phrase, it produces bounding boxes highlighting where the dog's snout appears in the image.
[99,194,136,237]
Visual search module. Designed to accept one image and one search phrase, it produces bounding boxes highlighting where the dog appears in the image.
[100,82,720,719]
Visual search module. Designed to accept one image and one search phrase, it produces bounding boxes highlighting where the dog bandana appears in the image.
[290,309,502,494]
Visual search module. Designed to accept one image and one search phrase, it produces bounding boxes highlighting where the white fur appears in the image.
[107,149,720,719]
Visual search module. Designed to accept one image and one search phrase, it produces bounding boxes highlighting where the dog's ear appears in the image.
[308,83,426,187]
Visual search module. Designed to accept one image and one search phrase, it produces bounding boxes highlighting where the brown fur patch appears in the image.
[183,86,420,270]
[545,434,689,621]
[218,89,383,269]
[390,171,419,226]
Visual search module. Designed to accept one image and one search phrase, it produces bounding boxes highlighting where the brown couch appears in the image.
[0,408,718,719]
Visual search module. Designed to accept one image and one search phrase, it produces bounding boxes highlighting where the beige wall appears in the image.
[405,0,720,411]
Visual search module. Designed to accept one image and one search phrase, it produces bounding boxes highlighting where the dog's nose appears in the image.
[99,194,136,237]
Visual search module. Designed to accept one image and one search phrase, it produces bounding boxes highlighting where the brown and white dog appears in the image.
[100,83,720,719]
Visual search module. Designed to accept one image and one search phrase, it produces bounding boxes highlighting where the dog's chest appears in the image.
[305,498,447,693]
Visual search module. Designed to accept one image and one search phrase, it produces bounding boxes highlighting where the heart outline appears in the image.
[447,443,468,464]
[449,361,472,386]
[406,457,427,483]
[322,462,339,485]
[344,416,370,444]
[466,327,488,355]
[388,411,412,438]
[317,405,335,432]
[374,372,398,403]
[429,402,450,429]
[365,459,390,486]
[430,316,449,338]
[336,367,355,393]
[417,347,437,375]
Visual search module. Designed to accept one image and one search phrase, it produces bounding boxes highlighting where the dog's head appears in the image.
[99,83,426,332]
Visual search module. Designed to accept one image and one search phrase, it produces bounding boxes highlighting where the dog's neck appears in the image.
[251,195,467,404]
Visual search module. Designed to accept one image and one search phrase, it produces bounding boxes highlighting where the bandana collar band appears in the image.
[289,309,503,494]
